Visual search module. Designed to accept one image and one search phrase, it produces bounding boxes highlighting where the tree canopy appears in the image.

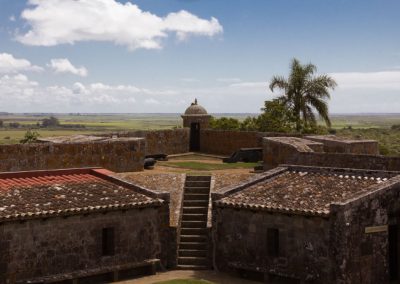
[269,58,336,131]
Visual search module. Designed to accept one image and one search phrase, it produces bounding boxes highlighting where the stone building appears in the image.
[0,168,170,284]
[181,99,211,151]
[212,165,400,283]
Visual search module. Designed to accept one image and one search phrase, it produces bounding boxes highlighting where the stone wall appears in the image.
[200,130,298,156]
[288,152,400,171]
[0,139,145,173]
[212,207,331,282]
[306,135,379,155]
[0,205,170,283]
[329,176,400,283]
[263,137,400,171]
[98,129,189,155]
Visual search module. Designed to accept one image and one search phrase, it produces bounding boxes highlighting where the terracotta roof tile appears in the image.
[0,169,161,221]
[217,169,392,216]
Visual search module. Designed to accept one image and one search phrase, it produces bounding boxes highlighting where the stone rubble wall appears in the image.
[0,139,145,173]
[305,135,379,155]
[200,130,299,156]
[0,206,170,283]
[329,176,400,283]
[212,207,332,282]
[97,129,189,155]
[263,137,400,171]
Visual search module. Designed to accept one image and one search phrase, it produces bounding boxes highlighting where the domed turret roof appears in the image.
[184,99,208,115]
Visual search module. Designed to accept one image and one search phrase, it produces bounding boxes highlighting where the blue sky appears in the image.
[0,0,399,113]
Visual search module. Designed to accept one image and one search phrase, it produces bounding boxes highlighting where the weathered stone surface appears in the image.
[212,207,331,282]
[97,129,190,155]
[0,206,170,283]
[0,139,145,173]
[306,135,379,155]
[263,137,400,171]
[200,130,298,156]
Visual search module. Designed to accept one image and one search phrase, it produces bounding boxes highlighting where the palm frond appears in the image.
[269,76,288,92]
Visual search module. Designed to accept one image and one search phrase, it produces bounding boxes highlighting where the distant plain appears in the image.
[0,113,399,156]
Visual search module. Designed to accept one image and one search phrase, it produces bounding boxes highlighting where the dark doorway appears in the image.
[190,122,200,151]
[389,224,399,281]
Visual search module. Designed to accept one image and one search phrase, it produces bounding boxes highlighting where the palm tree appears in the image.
[269,58,337,131]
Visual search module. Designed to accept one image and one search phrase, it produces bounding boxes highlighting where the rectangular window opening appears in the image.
[102,227,115,256]
[267,228,279,257]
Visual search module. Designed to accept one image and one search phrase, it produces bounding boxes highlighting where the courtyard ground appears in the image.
[116,270,261,284]
[116,153,259,226]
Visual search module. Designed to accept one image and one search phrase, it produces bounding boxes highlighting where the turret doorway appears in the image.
[190,122,200,151]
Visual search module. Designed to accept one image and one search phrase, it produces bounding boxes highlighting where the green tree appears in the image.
[209,116,241,130]
[269,58,337,131]
[20,130,40,144]
[42,116,60,128]
[257,99,296,132]
[0,120,3,128]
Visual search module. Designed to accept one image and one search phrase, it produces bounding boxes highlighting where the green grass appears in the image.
[153,279,215,284]
[160,161,259,171]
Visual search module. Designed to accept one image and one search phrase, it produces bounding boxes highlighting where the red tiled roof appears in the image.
[0,168,162,221]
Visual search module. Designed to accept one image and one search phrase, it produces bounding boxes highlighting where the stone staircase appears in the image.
[177,175,211,270]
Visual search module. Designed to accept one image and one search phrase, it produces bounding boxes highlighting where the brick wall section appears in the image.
[97,129,189,155]
[0,206,170,283]
[0,139,145,173]
[329,176,400,283]
[200,130,299,156]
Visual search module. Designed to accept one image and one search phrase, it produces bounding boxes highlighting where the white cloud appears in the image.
[0,74,184,112]
[48,58,88,77]
[0,53,43,73]
[330,71,400,90]
[9,15,16,22]
[17,0,223,50]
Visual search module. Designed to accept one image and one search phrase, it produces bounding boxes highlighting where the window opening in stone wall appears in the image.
[267,228,279,257]
[102,227,115,256]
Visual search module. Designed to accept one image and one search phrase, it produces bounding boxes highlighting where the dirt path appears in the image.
[116,270,261,284]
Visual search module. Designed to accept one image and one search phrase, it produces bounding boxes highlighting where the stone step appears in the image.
[176,265,208,270]
[182,213,207,221]
[179,242,207,250]
[185,176,211,182]
[184,187,210,194]
[183,200,209,207]
[181,227,208,235]
[178,249,207,258]
[177,256,208,266]
[183,194,209,201]
[185,180,210,187]
[180,235,208,243]
[182,207,208,214]
[181,220,207,228]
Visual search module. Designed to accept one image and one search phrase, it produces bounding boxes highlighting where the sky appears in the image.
[0,0,399,114]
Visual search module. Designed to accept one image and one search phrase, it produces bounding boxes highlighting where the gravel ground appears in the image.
[115,160,259,226]
[116,270,261,284]
[116,172,185,227]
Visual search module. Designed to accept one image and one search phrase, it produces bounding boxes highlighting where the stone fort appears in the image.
[0,100,399,283]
